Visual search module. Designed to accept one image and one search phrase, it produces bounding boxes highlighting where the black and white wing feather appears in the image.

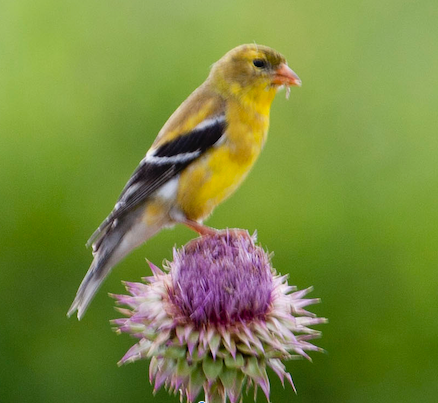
[87,115,227,248]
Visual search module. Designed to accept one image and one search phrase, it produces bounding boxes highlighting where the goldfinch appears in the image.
[68,44,301,319]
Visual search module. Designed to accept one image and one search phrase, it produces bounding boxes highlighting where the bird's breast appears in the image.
[176,105,270,221]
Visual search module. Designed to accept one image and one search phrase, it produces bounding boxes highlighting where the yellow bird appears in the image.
[68,44,301,319]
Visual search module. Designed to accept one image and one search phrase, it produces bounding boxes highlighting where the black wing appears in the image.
[87,115,226,247]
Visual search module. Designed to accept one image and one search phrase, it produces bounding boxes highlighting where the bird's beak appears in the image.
[272,63,302,87]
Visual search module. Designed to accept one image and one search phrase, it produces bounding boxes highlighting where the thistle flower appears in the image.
[112,231,326,403]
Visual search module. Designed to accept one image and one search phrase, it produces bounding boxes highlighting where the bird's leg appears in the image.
[182,219,252,240]
[182,219,218,236]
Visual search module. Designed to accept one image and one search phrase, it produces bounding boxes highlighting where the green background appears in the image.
[1,0,437,402]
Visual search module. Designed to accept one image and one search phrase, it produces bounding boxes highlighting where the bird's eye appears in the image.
[253,59,267,68]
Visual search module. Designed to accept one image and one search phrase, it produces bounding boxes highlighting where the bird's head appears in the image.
[209,44,301,105]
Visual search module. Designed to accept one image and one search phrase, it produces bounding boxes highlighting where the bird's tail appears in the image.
[68,215,161,320]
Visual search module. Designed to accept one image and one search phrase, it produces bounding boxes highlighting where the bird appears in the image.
[68,44,301,319]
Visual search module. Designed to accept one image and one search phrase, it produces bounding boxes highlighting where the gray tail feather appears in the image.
[67,260,110,320]
[68,208,162,320]
[67,227,125,320]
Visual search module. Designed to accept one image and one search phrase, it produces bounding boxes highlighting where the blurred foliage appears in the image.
[1,0,438,402]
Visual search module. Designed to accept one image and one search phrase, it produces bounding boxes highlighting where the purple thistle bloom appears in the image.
[112,231,326,403]
[170,234,273,326]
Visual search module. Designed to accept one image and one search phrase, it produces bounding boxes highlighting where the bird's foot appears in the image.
[215,228,252,240]
[182,220,252,240]
[182,219,218,236]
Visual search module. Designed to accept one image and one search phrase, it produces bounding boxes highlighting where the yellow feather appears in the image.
[176,89,274,221]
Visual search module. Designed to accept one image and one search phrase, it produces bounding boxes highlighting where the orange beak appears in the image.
[272,63,302,87]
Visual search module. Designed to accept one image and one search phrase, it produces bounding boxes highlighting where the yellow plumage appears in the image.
[177,99,270,220]
[68,44,301,319]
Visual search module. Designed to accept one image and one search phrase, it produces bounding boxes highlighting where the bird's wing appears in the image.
[87,113,227,248]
